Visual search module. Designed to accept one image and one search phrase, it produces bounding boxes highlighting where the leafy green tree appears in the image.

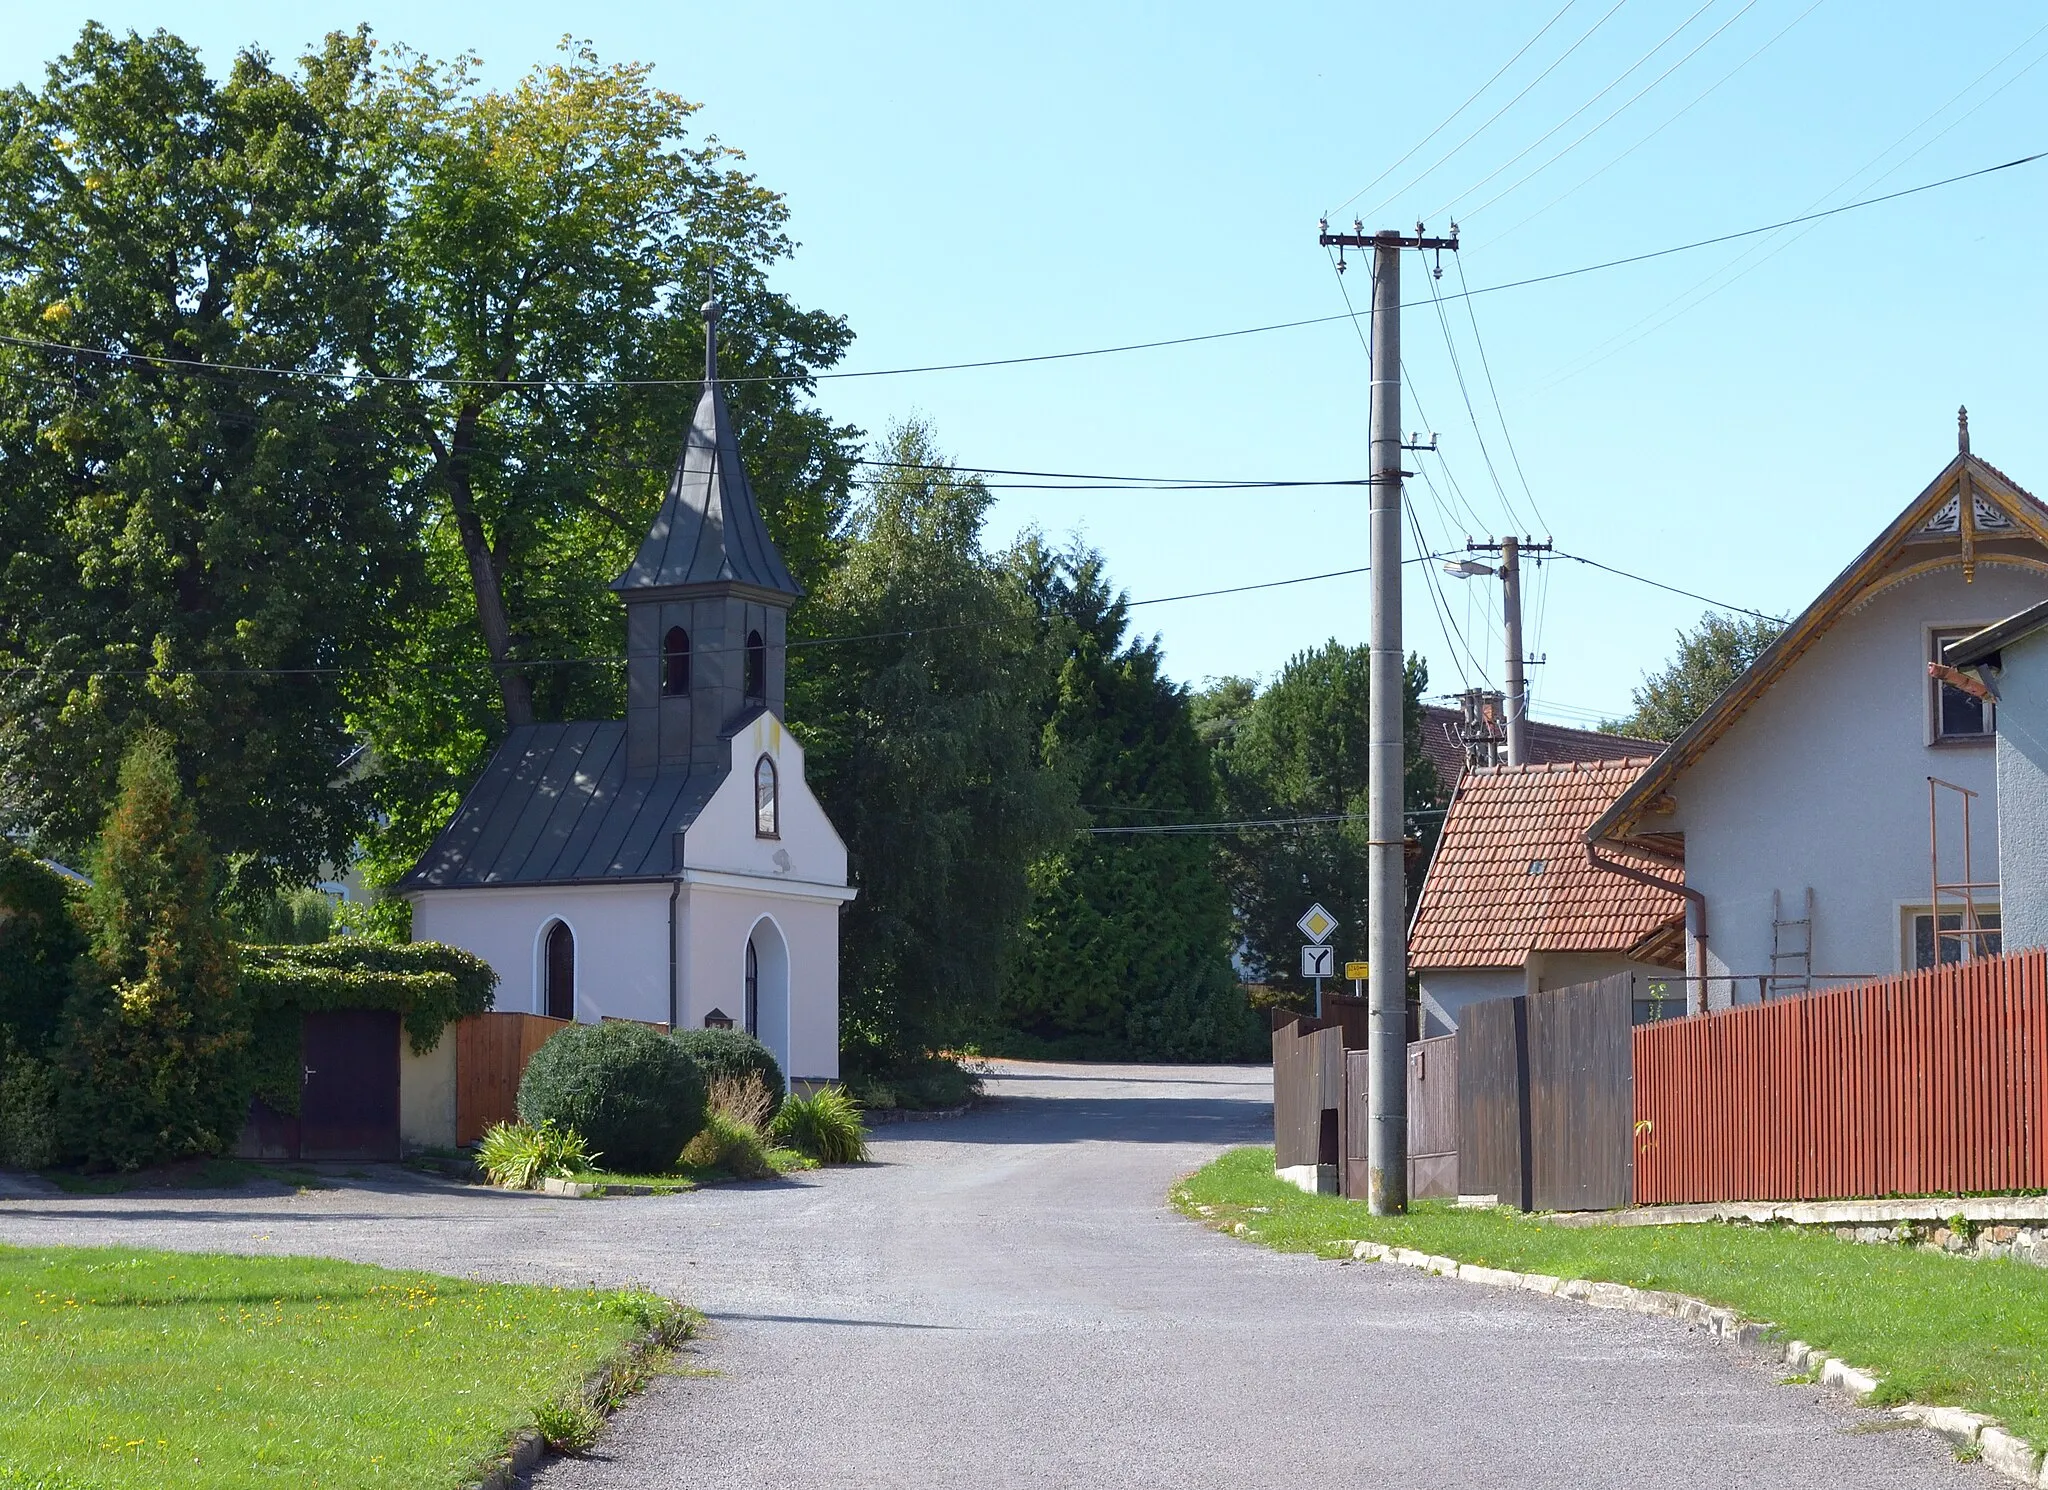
[0,26,420,898]
[58,732,248,1167]
[791,423,1079,1072]
[1606,612,1785,742]
[1000,542,1258,1060]
[349,40,858,888]
[0,846,86,1058]
[1204,644,1442,998]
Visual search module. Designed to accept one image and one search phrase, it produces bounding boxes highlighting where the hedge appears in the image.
[238,941,497,1114]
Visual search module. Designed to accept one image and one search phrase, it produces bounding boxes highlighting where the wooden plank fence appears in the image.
[1407,1035,1459,1199]
[1632,948,2048,1204]
[455,1012,570,1144]
[1272,1016,1345,1171]
[1457,974,1634,1211]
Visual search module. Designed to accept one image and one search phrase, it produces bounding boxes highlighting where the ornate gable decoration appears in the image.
[1917,493,2018,537]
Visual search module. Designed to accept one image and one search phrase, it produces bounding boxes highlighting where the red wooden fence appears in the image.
[1632,948,2048,1204]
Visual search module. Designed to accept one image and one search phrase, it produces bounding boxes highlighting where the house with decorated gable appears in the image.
[1586,412,2048,1008]
[399,297,854,1084]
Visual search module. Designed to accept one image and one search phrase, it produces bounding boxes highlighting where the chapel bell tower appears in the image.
[612,293,801,776]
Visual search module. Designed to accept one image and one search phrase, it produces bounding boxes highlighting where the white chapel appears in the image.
[400,298,853,1083]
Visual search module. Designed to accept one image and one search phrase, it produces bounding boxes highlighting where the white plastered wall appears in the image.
[1661,560,2041,1005]
[408,881,674,1024]
[1416,968,1520,1037]
[399,1032,457,1151]
[1995,628,2048,952]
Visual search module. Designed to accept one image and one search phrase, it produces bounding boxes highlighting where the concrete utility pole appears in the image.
[1321,219,1457,1216]
[1465,536,1552,766]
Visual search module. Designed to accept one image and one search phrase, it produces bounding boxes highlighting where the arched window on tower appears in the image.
[744,629,766,702]
[755,754,779,838]
[543,920,575,1021]
[663,627,690,696]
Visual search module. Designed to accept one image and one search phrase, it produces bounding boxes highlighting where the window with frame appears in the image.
[744,630,766,702]
[1931,628,1995,741]
[663,627,691,696]
[755,753,779,838]
[1906,906,2002,970]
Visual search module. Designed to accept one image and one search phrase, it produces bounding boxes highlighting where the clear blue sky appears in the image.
[12,3,2048,724]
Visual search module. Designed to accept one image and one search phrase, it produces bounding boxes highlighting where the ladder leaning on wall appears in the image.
[1769,887,1814,1000]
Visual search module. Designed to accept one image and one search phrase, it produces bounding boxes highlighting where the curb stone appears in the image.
[467,1306,698,1489]
[1337,1239,2044,1487]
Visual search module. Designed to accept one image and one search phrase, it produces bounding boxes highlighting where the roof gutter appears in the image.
[1584,843,1707,1014]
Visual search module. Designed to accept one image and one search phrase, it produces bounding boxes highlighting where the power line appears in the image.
[1446,0,1765,223]
[1427,0,1728,221]
[1333,0,1584,214]
[1480,0,1829,249]
[1532,27,2048,388]
[1449,253,1550,532]
[5,145,2037,394]
[1420,259,1531,534]
[1353,0,1636,226]
[1084,808,1450,835]
[1550,548,1783,621]
[0,553,1451,683]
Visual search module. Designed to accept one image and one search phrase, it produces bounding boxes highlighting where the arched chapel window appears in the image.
[663,627,690,696]
[544,920,575,1020]
[755,754,779,839]
[744,629,766,702]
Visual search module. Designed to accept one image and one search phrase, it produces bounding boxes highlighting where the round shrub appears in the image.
[516,1022,707,1174]
[669,1028,784,1102]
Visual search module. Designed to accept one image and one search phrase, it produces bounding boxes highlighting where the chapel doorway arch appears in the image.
[745,916,791,1078]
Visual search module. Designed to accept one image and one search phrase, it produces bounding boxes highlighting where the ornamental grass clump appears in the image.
[771,1085,869,1164]
[679,1073,777,1179]
[517,1021,707,1174]
[477,1120,594,1190]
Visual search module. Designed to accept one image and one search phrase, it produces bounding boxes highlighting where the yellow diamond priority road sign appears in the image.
[1296,903,1338,944]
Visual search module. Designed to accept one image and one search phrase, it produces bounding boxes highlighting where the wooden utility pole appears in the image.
[1320,220,1457,1216]
[1466,537,1552,765]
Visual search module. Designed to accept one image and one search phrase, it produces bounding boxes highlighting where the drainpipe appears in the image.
[667,878,682,1032]
[1584,843,1709,1014]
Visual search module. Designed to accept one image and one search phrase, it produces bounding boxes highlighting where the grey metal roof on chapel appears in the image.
[400,722,720,888]
[611,302,801,600]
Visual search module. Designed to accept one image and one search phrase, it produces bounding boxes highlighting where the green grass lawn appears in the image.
[0,1245,685,1489]
[558,1145,818,1193]
[1182,1146,2048,1449]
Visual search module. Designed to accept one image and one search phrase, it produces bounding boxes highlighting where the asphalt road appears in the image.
[0,1061,1994,1488]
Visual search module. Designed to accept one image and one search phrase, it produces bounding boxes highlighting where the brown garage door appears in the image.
[301,1010,400,1161]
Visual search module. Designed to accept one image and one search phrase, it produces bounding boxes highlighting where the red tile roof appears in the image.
[1416,706,1661,792]
[1409,756,1683,970]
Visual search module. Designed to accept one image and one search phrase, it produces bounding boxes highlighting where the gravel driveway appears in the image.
[0,1061,1994,1488]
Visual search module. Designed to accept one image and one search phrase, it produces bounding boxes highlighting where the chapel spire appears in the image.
[616,292,797,776]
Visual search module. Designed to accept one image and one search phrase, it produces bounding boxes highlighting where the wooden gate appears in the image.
[1407,1035,1459,1198]
[1456,975,1633,1211]
[301,1010,401,1161]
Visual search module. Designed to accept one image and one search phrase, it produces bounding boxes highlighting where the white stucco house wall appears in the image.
[1590,414,2046,1008]
[400,301,853,1082]
[1944,598,2048,956]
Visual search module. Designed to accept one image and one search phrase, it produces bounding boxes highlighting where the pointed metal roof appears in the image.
[612,297,801,600]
